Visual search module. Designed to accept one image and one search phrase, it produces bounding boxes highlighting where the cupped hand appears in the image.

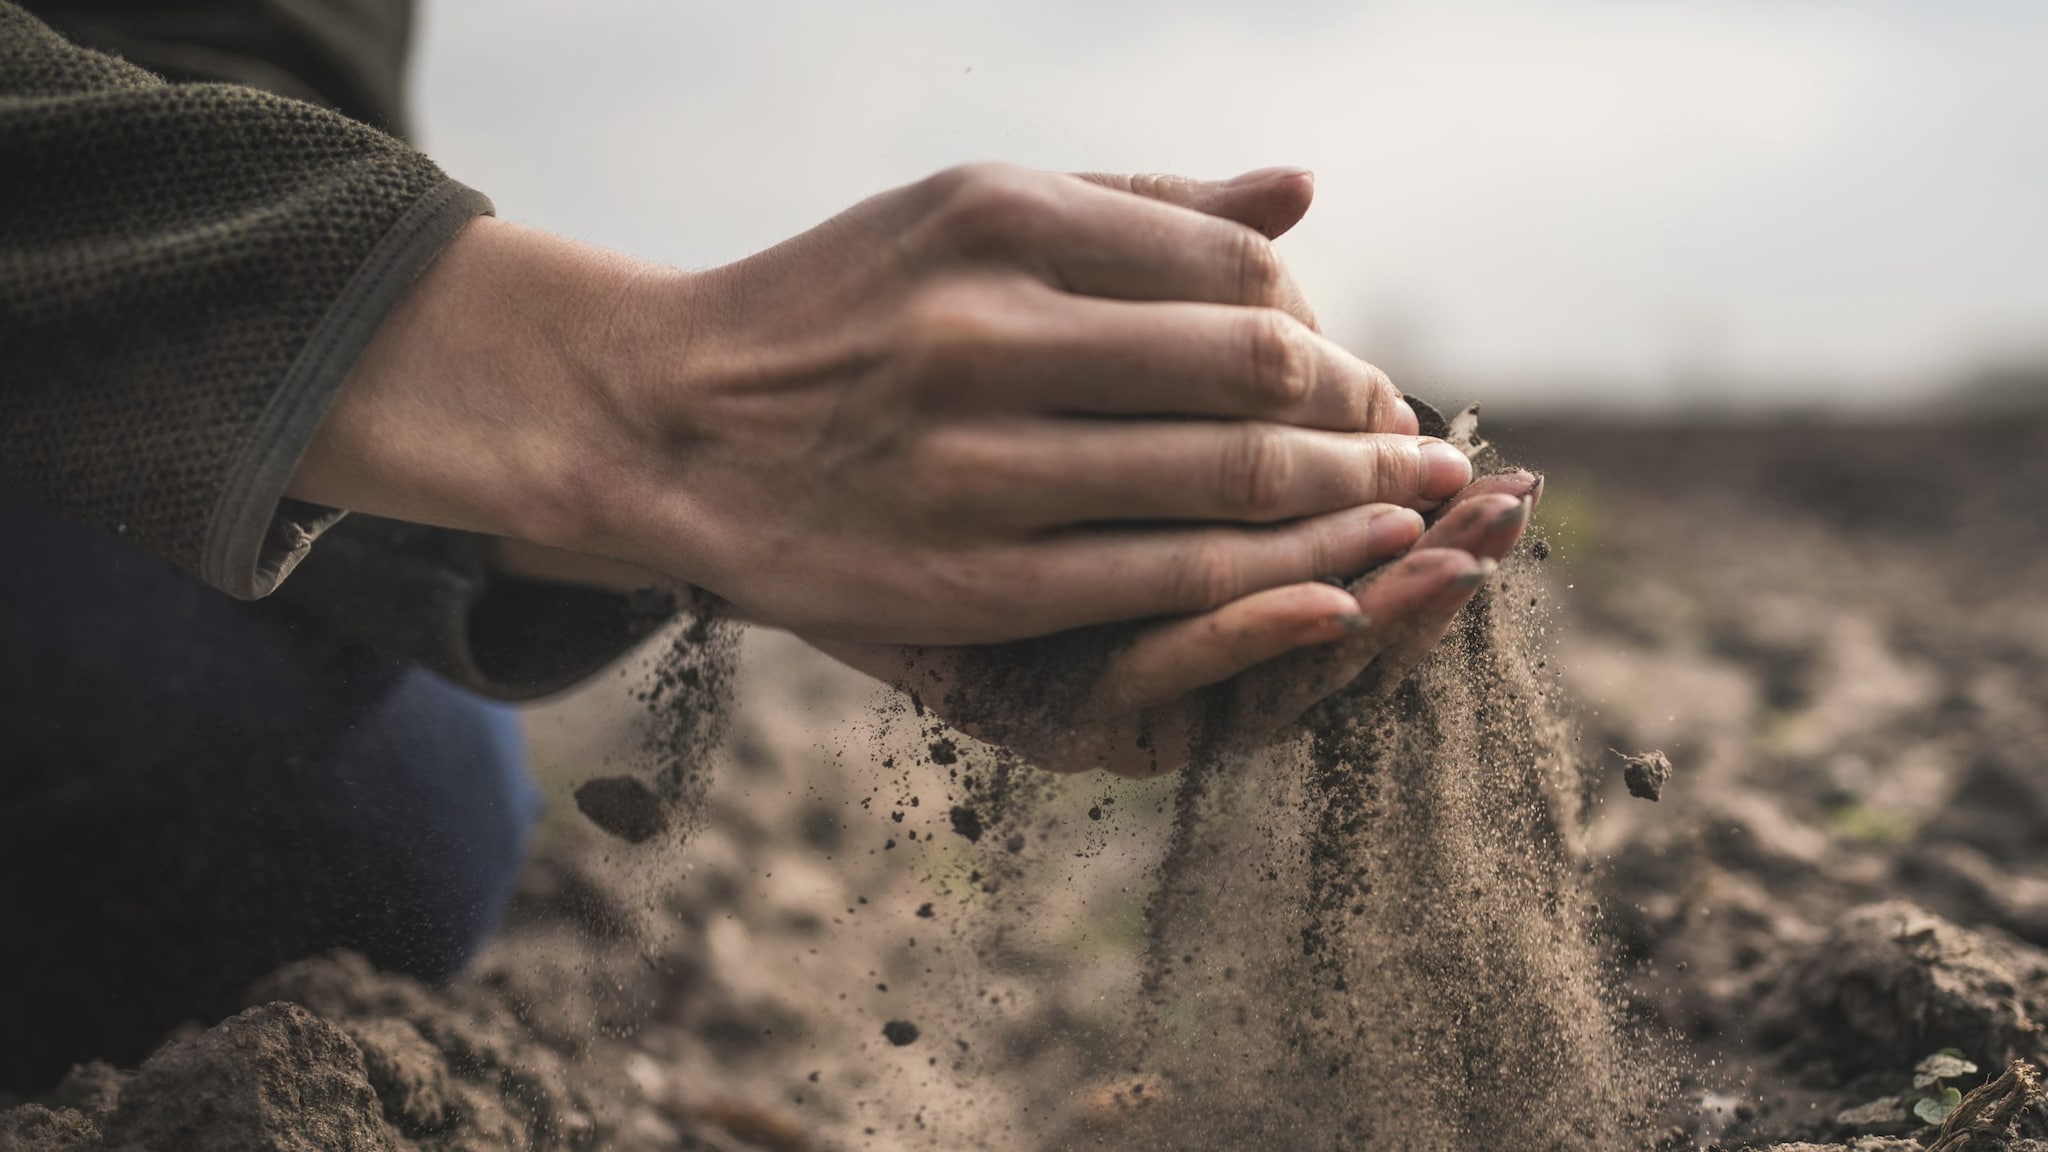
[813,470,1542,776]
[295,162,1470,648]
[564,164,1467,645]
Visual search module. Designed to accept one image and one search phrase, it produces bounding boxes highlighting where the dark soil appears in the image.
[7,415,2048,1152]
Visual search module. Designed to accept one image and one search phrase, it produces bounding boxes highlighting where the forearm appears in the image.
[284,164,1470,650]
[286,216,672,560]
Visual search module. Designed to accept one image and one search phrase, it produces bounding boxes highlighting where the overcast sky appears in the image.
[411,0,2048,412]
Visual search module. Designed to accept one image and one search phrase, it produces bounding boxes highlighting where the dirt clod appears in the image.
[571,775,668,843]
[100,1002,394,1152]
[340,1018,452,1135]
[0,1105,98,1152]
[1621,748,1676,801]
[882,1020,921,1047]
[1760,902,2048,1073]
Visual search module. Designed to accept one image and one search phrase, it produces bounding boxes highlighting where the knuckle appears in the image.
[1359,361,1399,428]
[916,162,1020,206]
[1168,537,1242,610]
[895,281,1007,383]
[1230,226,1284,305]
[1125,172,1165,199]
[930,550,1014,633]
[922,163,1058,256]
[1126,171,1187,202]
[1242,308,1314,408]
[1303,518,1342,579]
[1369,439,1425,499]
[1217,424,1296,518]
[905,427,999,517]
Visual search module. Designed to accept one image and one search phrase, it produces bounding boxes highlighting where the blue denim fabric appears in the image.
[0,498,539,1089]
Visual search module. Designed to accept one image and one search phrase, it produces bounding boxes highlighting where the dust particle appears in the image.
[882,1020,920,1047]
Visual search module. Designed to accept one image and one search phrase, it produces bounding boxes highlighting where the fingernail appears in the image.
[1419,439,1475,499]
[1298,610,1368,646]
[1490,468,1538,496]
[1370,505,1427,539]
[1493,495,1532,529]
[1450,557,1498,590]
[1227,166,1312,187]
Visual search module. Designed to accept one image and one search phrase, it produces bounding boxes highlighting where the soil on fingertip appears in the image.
[8,413,2048,1152]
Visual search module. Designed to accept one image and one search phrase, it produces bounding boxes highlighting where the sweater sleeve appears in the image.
[0,0,489,598]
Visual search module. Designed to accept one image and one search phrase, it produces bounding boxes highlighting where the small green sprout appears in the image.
[1910,1049,1980,1126]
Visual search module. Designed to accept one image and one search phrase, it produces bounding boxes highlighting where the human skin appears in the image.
[292,164,1509,767]
[817,471,1538,776]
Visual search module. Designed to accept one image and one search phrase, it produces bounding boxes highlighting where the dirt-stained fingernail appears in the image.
[1419,439,1474,499]
[1450,557,1498,590]
[1334,612,1372,634]
[1493,496,1532,529]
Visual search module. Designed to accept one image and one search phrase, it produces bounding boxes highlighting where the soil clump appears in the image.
[1622,748,1677,801]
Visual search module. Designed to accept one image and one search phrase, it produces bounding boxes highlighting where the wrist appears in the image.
[290,216,680,564]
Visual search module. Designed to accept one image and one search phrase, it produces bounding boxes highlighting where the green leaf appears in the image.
[1914,1086,1963,1126]
[1913,1051,1979,1087]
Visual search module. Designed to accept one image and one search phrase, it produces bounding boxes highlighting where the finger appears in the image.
[799,637,1183,778]
[934,423,1472,526]
[1361,556,1498,696]
[1415,492,1530,560]
[930,168,1313,327]
[944,287,1414,433]
[1426,469,1543,521]
[1071,168,1316,242]
[1093,582,1365,716]
[1015,502,1427,634]
[1069,168,1319,327]
[1228,548,1486,732]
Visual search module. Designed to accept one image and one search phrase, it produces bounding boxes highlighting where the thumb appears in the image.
[1072,167,1316,240]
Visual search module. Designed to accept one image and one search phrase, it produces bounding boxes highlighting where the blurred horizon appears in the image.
[411,0,2048,415]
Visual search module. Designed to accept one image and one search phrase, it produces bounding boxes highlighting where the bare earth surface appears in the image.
[4,416,2047,1151]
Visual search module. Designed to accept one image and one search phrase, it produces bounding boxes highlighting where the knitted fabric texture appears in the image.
[0,0,485,597]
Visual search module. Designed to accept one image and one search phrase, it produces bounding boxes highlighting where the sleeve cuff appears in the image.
[200,178,495,599]
[268,517,679,700]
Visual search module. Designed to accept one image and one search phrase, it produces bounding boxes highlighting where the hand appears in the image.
[291,165,1471,646]
[813,470,1541,776]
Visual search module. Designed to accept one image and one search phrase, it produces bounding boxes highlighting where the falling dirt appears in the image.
[574,597,741,846]
[1108,561,1664,1150]
[10,414,2048,1152]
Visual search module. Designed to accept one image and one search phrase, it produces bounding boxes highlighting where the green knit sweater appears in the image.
[1,0,668,697]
